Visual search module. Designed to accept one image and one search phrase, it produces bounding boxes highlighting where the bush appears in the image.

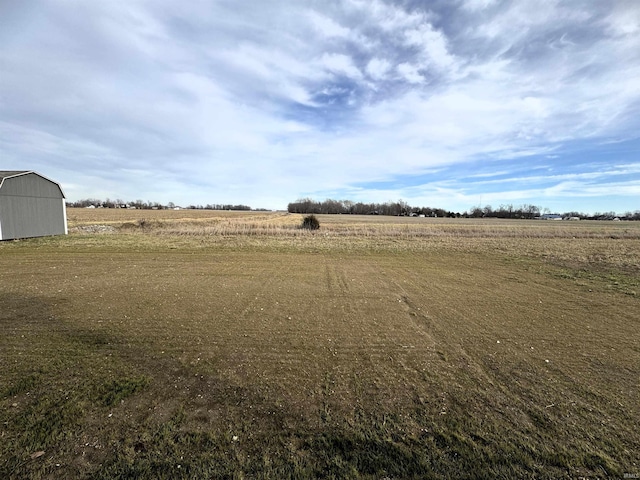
[301,214,320,230]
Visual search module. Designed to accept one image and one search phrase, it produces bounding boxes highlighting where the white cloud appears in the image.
[404,24,456,71]
[366,57,392,79]
[319,53,363,80]
[461,0,499,11]
[605,2,640,36]
[306,11,350,38]
[396,63,424,84]
[348,0,424,33]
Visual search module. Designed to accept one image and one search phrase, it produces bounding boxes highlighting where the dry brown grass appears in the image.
[67,208,640,272]
[68,208,640,239]
[66,207,267,226]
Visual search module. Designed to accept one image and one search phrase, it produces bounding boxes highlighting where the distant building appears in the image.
[0,171,67,240]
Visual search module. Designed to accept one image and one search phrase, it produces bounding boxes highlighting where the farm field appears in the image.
[1,209,639,478]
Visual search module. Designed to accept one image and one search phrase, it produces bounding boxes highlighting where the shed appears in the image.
[0,171,68,240]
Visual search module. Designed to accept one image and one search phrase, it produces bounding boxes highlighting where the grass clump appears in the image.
[97,376,150,407]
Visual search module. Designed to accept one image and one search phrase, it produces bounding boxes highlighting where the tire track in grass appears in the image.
[378,251,640,473]
[297,255,442,417]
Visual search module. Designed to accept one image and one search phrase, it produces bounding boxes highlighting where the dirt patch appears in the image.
[69,224,117,234]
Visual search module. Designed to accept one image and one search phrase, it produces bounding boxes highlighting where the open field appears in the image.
[2,209,639,478]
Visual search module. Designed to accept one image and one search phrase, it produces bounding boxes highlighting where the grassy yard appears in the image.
[1,210,639,478]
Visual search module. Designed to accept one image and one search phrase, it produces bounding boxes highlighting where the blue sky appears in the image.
[1,0,639,213]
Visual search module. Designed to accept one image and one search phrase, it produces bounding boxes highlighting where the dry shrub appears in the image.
[301,215,320,230]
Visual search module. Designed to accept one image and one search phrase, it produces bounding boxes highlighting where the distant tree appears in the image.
[342,200,354,214]
[289,198,493,218]
[468,207,481,218]
[522,204,541,219]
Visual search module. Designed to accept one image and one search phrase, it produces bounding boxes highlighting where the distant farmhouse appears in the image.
[538,214,563,220]
[0,171,67,240]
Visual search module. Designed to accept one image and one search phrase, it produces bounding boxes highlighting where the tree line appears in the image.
[452,205,639,220]
[287,198,457,217]
[66,197,639,220]
[288,198,640,220]
[66,198,253,211]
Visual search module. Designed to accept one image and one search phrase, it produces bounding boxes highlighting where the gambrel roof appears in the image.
[0,171,31,180]
[0,171,66,198]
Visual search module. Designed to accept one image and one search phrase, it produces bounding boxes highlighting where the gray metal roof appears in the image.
[0,171,65,198]
[0,171,31,180]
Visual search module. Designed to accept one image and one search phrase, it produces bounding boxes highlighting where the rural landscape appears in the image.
[1,209,639,479]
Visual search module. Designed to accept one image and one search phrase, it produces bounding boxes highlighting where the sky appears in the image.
[1,0,639,214]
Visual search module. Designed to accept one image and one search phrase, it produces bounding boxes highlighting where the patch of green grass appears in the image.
[549,265,639,296]
[11,391,85,451]
[96,376,150,407]
[1,373,40,398]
